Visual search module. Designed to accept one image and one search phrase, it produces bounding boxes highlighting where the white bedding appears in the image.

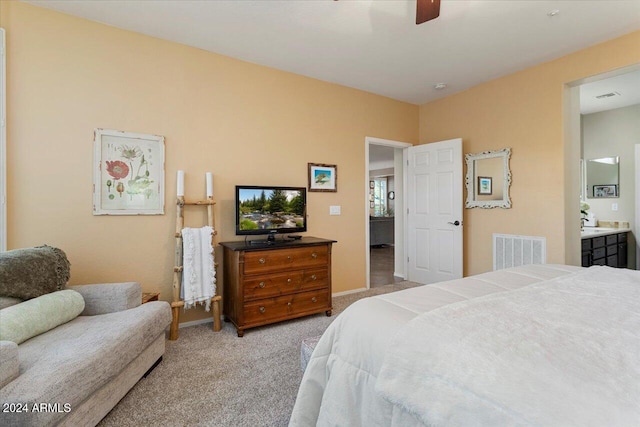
[289,264,640,426]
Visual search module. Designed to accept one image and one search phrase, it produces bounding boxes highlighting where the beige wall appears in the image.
[1,2,418,323]
[418,31,640,276]
[3,2,639,322]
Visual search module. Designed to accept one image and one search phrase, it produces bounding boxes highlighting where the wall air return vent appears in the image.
[493,234,546,271]
[595,91,621,99]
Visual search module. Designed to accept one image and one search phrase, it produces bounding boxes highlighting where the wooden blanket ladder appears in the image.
[170,193,222,340]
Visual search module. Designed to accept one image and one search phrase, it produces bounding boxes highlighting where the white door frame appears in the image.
[0,29,6,251]
[365,137,412,289]
[636,144,639,269]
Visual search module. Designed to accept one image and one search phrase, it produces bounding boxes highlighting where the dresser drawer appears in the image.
[243,267,329,301]
[243,271,304,301]
[244,245,329,275]
[243,289,330,325]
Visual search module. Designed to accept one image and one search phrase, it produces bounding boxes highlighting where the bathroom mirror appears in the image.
[465,148,512,209]
[585,156,619,198]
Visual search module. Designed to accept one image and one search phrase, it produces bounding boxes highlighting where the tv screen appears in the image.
[235,185,307,235]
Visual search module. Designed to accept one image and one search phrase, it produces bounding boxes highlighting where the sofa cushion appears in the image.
[69,282,141,315]
[0,245,71,300]
[0,341,19,388]
[0,290,85,344]
[0,296,22,310]
[0,301,171,427]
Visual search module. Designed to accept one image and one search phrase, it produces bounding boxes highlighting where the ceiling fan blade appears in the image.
[416,0,440,24]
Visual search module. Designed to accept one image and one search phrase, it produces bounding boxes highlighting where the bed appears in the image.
[289,264,640,426]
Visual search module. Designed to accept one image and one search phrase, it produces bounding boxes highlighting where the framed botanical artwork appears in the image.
[477,176,492,195]
[93,128,165,215]
[593,184,618,198]
[308,163,337,192]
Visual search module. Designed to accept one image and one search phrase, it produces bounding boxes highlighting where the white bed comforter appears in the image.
[289,264,640,427]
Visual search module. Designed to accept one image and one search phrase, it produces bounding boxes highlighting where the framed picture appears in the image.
[593,184,618,198]
[93,128,165,215]
[308,163,337,192]
[477,176,492,195]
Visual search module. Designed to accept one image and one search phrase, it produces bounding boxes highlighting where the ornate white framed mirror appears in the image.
[465,147,512,209]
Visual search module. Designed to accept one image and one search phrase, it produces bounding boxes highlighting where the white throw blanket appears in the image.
[376,266,640,426]
[181,226,216,311]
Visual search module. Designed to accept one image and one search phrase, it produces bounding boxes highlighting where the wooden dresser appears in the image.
[220,237,336,337]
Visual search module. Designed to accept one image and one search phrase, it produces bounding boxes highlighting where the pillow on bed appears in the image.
[0,245,71,300]
[0,289,85,344]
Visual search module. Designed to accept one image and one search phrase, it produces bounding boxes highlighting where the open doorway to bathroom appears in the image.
[571,67,640,270]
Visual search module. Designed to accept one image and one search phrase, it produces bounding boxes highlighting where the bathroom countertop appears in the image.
[580,227,631,239]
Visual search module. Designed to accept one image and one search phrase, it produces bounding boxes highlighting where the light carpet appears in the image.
[99,281,420,427]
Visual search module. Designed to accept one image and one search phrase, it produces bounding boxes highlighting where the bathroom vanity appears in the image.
[581,227,630,268]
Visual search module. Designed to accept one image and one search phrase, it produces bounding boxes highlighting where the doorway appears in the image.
[567,65,640,269]
[365,137,411,288]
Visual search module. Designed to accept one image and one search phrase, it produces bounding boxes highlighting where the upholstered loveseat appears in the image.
[0,246,172,427]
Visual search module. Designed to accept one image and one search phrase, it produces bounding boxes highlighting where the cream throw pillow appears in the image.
[0,289,85,344]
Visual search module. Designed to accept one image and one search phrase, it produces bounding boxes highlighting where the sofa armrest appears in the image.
[68,282,142,315]
[0,340,19,388]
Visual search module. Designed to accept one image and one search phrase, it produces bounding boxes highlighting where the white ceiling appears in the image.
[369,144,396,171]
[580,70,640,114]
[25,0,640,106]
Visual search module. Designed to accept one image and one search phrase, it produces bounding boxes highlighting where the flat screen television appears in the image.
[235,185,307,237]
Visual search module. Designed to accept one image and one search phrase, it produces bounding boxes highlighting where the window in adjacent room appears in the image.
[372,177,387,217]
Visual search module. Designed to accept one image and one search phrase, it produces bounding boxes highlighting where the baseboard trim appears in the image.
[179,318,215,328]
[332,287,368,297]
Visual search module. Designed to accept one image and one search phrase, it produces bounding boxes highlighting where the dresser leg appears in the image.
[325,310,332,317]
[237,328,245,337]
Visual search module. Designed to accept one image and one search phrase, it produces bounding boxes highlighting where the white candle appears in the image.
[206,172,213,198]
[177,170,185,197]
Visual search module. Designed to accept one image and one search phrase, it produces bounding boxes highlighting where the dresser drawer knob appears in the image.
[259,258,266,264]
[287,278,292,283]
[311,253,318,259]
[259,282,265,288]
[287,255,292,261]
[259,306,266,313]
[311,297,317,303]
[287,302,292,307]
[311,274,317,281]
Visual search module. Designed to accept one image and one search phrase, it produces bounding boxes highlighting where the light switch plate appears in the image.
[329,205,341,215]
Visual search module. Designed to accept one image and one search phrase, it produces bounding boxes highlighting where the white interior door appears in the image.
[406,138,463,284]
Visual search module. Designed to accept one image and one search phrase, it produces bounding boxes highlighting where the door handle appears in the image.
[447,220,462,226]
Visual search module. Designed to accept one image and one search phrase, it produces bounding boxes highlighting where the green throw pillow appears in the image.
[0,290,85,344]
